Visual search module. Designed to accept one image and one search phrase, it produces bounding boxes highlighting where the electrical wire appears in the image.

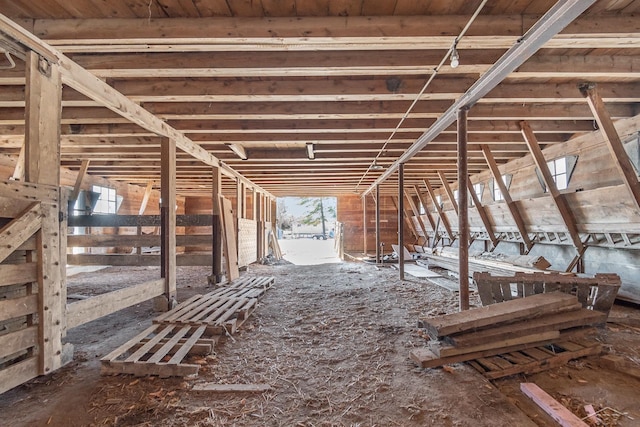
[354,0,489,192]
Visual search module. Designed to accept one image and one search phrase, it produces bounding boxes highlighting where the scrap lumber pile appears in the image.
[474,272,621,313]
[101,276,274,378]
[411,292,605,379]
[421,247,551,277]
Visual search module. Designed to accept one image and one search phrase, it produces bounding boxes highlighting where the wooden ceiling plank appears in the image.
[29,14,634,39]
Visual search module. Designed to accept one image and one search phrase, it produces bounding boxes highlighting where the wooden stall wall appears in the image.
[0,181,67,394]
[184,197,213,253]
[338,195,410,254]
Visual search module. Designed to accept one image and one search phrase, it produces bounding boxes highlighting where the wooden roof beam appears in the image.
[438,170,459,215]
[363,0,598,196]
[580,83,640,215]
[0,13,273,198]
[422,178,454,241]
[482,145,533,252]
[520,121,584,261]
[412,185,437,231]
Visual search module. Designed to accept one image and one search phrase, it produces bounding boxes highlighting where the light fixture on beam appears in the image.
[371,159,384,170]
[449,42,460,68]
[306,142,315,160]
[226,143,247,160]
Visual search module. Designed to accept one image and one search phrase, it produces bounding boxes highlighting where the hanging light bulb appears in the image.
[450,44,460,69]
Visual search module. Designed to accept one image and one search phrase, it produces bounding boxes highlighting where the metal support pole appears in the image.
[457,108,470,311]
[375,185,381,264]
[398,163,405,280]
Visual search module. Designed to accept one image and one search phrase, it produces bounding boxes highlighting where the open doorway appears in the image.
[276,197,340,265]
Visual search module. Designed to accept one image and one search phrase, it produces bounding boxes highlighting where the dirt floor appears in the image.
[1,252,639,426]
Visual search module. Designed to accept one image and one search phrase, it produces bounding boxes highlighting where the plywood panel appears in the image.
[238,218,257,267]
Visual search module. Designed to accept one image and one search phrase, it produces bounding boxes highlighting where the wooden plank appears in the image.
[68,214,213,227]
[0,203,42,264]
[431,330,560,358]
[413,185,437,231]
[137,180,154,215]
[0,180,58,206]
[125,326,175,363]
[101,324,160,362]
[447,308,603,348]
[480,342,602,380]
[101,360,200,378]
[212,166,223,283]
[0,356,39,395]
[520,383,590,427]
[220,196,240,280]
[0,326,38,360]
[66,279,165,329]
[598,354,640,380]
[421,292,581,338]
[66,253,213,266]
[0,262,37,287]
[411,328,595,369]
[192,383,272,392]
[0,294,38,322]
[168,325,206,364]
[67,234,213,248]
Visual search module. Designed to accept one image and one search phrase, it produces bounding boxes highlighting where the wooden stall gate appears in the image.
[0,180,67,394]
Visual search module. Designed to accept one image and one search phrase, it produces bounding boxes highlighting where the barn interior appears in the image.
[0,0,639,425]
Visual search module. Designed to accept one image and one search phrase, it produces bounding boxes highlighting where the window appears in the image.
[471,182,484,207]
[534,155,578,192]
[547,157,568,190]
[489,175,511,202]
[624,133,640,174]
[419,202,425,215]
[92,185,117,214]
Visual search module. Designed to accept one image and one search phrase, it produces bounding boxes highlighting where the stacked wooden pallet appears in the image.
[101,276,274,378]
[411,292,605,378]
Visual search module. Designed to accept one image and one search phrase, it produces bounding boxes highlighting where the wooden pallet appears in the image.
[101,324,215,378]
[154,294,257,335]
[206,286,265,300]
[215,276,275,291]
[474,272,620,313]
[467,339,602,379]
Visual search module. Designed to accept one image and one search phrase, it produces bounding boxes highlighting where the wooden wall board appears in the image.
[220,196,239,280]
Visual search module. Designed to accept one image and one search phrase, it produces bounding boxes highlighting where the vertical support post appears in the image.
[211,165,223,284]
[160,137,177,306]
[457,108,470,311]
[398,163,405,280]
[25,51,65,373]
[375,184,381,264]
[363,195,368,254]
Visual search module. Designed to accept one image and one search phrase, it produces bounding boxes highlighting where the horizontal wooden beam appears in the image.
[67,253,213,267]
[66,279,164,329]
[67,214,213,227]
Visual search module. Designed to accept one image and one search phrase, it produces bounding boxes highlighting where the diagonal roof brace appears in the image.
[361,0,597,197]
